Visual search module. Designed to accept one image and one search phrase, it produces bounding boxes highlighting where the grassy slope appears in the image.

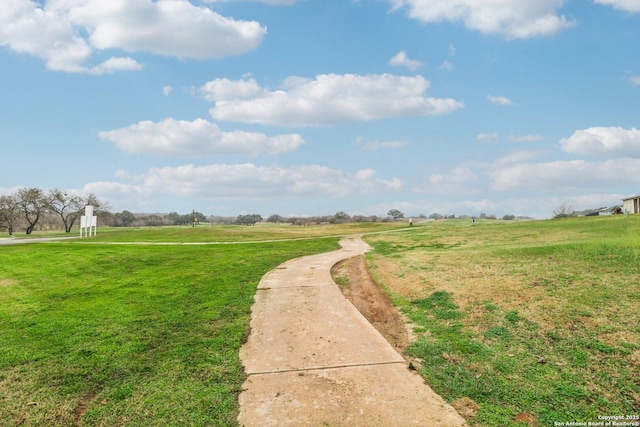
[365,216,640,426]
[0,236,339,426]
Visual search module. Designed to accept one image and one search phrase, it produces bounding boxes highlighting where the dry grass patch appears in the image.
[364,217,640,426]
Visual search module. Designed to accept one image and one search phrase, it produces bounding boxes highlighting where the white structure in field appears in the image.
[80,205,97,238]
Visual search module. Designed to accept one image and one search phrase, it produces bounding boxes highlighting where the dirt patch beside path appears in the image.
[331,255,411,353]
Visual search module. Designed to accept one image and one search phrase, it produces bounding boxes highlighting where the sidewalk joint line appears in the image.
[246,360,406,376]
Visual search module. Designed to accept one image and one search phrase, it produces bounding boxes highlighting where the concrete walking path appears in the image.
[238,236,467,426]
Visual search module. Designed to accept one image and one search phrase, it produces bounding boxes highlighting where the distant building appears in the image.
[599,206,622,216]
[573,206,623,217]
[623,195,640,214]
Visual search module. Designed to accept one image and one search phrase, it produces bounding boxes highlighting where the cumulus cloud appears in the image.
[0,0,266,73]
[85,163,403,201]
[560,126,640,157]
[417,167,477,194]
[488,95,514,106]
[203,73,464,126]
[163,86,174,96]
[388,51,423,71]
[593,0,640,12]
[89,57,144,75]
[490,158,640,191]
[99,118,306,157]
[389,0,575,38]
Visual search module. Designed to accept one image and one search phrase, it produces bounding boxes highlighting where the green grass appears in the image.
[366,216,640,426]
[54,222,408,243]
[0,236,339,425]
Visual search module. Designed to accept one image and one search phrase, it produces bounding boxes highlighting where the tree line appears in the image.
[0,188,107,235]
[1,189,533,236]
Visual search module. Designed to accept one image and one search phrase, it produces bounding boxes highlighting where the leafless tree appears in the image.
[16,187,47,234]
[553,202,574,218]
[47,189,85,233]
[0,194,20,236]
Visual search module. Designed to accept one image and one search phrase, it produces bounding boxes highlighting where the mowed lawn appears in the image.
[0,235,339,425]
[365,216,640,426]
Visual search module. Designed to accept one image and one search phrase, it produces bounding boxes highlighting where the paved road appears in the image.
[238,236,467,427]
[0,236,79,245]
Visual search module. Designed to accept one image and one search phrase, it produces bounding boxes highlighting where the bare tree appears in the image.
[553,202,574,218]
[0,194,20,236]
[16,188,47,234]
[47,189,84,233]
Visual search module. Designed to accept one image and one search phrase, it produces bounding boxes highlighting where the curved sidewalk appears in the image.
[238,236,467,426]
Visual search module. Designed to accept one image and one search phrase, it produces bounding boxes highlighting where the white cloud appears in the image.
[476,132,499,142]
[488,95,514,106]
[417,167,477,194]
[89,57,144,75]
[99,118,307,157]
[200,77,265,101]
[489,158,640,191]
[509,134,543,142]
[388,51,423,71]
[204,73,464,126]
[560,126,640,157]
[204,0,303,4]
[357,137,407,151]
[163,86,174,96]
[390,0,574,39]
[86,163,403,201]
[0,0,266,73]
[593,0,640,12]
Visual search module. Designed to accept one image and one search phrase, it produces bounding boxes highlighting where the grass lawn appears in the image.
[4,221,408,243]
[0,233,340,425]
[365,216,640,426]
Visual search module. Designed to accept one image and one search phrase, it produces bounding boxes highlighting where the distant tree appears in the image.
[16,187,47,234]
[331,211,351,224]
[553,203,574,218]
[0,194,20,235]
[165,212,180,225]
[236,214,263,226]
[114,210,136,227]
[429,212,443,220]
[143,215,163,226]
[267,214,285,223]
[387,209,404,220]
[503,214,516,220]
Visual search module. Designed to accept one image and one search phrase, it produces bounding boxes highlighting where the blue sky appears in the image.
[1,0,640,218]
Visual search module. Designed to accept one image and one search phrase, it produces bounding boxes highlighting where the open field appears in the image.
[364,216,640,426]
[0,226,347,425]
[3,218,639,426]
